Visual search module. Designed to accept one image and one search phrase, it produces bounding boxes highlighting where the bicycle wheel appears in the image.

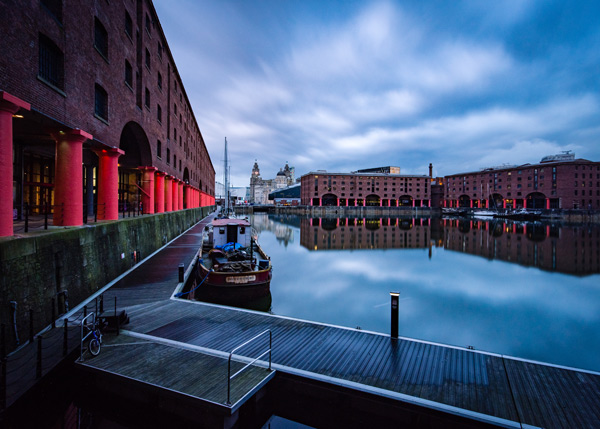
[88,338,101,356]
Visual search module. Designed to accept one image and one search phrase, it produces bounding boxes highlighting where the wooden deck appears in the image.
[76,333,274,413]
[60,213,600,427]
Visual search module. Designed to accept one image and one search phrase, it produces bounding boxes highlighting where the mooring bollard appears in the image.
[390,292,400,339]
[179,263,185,283]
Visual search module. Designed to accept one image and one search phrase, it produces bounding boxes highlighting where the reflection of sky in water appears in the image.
[254,214,600,372]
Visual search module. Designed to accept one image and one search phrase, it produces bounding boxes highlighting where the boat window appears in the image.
[219,228,225,234]
[240,227,245,234]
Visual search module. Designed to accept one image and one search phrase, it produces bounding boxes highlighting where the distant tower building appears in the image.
[249,161,295,204]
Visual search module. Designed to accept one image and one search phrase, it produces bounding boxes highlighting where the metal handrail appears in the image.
[78,312,95,362]
[227,329,272,405]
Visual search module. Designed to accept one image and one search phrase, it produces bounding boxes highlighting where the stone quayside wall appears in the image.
[0,207,214,352]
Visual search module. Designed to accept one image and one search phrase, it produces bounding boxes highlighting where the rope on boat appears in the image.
[174,268,213,298]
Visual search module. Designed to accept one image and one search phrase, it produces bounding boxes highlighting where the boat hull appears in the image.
[196,263,272,300]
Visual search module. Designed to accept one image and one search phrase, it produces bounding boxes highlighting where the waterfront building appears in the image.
[0,0,215,236]
[268,183,301,206]
[249,161,295,204]
[300,165,433,207]
[444,153,600,210]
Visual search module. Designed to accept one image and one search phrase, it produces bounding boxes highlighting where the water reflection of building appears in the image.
[439,219,599,276]
[293,215,599,275]
[251,213,295,247]
[300,218,431,250]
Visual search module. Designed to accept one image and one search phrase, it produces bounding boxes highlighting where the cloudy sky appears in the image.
[153,0,600,187]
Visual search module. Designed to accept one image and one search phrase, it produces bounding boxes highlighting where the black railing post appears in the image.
[95,297,98,316]
[114,297,119,336]
[44,203,49,230]
[36,336,42,379]
[0,324,4,360]
[29,308,34,344]
[51,298,56,329]
[83,203,87,224]
[63,319,68,356]
[1,355,5,410]
[94,204,98,223]
[24,203,29,233]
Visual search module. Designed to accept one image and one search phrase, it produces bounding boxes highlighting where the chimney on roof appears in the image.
[429,163,433,178]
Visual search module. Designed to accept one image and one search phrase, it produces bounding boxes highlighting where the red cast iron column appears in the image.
[93,147,124,220]
[0,92,30,237]
[155,171,166,213]
[178,181,184,210]
[52,129,93,226]
[171,178,179,211]
[138,166,157,214]
[164,175,173,212]
[184,185,191,209]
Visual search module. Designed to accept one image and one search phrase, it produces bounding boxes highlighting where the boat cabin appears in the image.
[212,218,252,248]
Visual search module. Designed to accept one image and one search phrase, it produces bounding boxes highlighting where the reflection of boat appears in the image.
[442,208,468,216]
[470,210,496,219]
[198,218,272,299]
[494,209,542,221]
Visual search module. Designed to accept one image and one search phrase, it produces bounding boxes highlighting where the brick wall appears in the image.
[0,0,214,195]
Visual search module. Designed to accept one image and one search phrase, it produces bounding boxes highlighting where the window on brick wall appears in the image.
[41,0,62,23]
[38,33,64,90]
[145,13,151,34]
[124,60,132,87]
[125,11,133,39]
[157,140,162,159]
[166,148,170,164]
[94,17,108,60]
[174,155,177,169]
[157,104,162,122]
[145,48,151,70]
[144,87,150,108]
[94,84,108,121]
[157,72,162,90]
[157,41,163,60]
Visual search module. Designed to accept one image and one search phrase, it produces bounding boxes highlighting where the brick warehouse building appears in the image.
[444,153,600,210]
[300,165,434,207]
[0,0,215,236]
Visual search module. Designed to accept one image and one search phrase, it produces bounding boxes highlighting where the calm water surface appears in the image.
[246,213,600,372]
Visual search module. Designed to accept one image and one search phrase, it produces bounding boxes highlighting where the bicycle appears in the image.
[87,319,104,356]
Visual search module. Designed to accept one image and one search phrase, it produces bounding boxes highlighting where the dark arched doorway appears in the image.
[365,194,380,206]
[458,195,471,208]
[321,193,337,206]
[398,195,413,207]
[526,192,546,209]
[489,193,504,210]
[119,122,152,210]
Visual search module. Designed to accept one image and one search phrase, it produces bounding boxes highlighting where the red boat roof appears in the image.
[212,218,251,227]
